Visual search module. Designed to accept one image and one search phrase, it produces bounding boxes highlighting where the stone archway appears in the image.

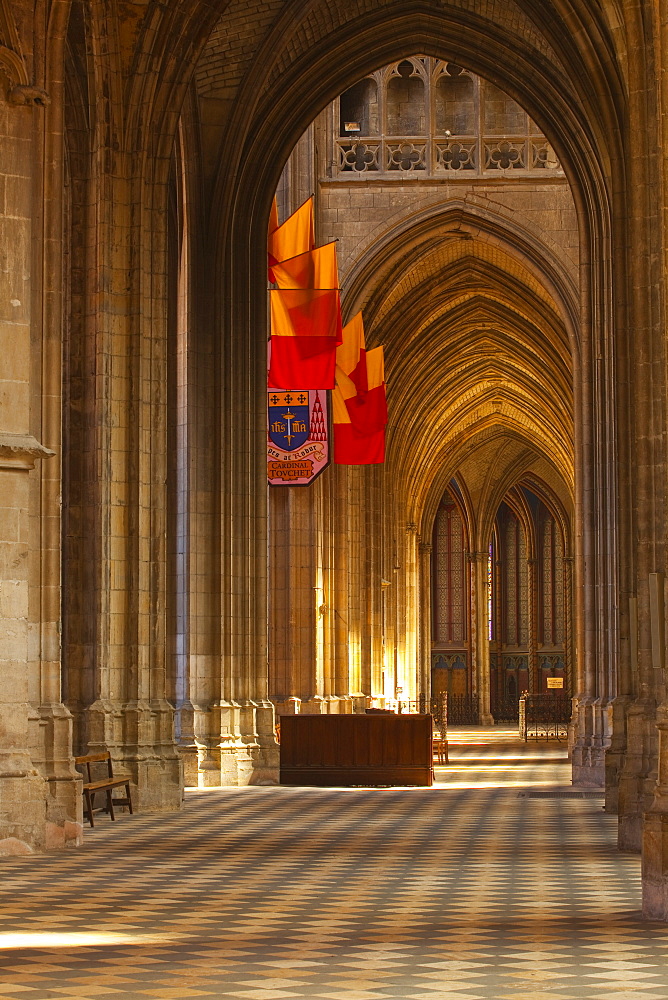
[190,1,661,910]
[201,0,622,788]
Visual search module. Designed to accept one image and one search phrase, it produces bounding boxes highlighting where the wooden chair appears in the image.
[432,734,449,765]
[75,752,133,828]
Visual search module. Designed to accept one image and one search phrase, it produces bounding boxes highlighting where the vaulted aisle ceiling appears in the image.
[349,226,575,530]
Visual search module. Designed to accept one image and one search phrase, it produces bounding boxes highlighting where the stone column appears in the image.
[0,437,64,855]
[563,554,580,758]
[29,11,83,845]
[368,468,385,704]
[322,465,353,714]
[639,0,668,913]
[57,2,183,808]
[269,486,320,716]
[643,702,668,920]
[0,39,81,852]
[470,551,493,725]
[617,581,656,845]
[175,175,224,785]
[570,527,613,788]
[383,522,400,706]
[641,576,668,916]
[344,466,363,707]
[166,147,197,785]
[403,523,419,703]
[418,542,432,703]
[214,244,278,785]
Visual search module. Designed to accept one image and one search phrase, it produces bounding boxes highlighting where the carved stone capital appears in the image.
[419,542,432,553]
[7,84,50,107]
[0,433,55,470]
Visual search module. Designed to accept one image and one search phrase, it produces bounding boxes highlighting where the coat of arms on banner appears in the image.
[267,389,330,486]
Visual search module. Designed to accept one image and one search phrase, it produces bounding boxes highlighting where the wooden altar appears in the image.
[279,713,433,786]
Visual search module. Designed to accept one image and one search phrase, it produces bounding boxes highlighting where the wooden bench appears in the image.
[74,752,134,828]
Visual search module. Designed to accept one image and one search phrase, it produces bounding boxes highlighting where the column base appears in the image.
[572,756,606,787]
[643,807,668,920]
[324,696,353,714]
[0,729,82,856]
[616,699,658,852]
[175,699,196,747]
[0,770,47,855]
[192,700,280,786]
[85,698,184,812]
[33,703,84,849]
[299,696,327,714]
[133,753,183,811]
[619,794,645,853]
[570,695,610,788]
[603,695,634,814]
[194,740,280,787]
[178,745,199,790]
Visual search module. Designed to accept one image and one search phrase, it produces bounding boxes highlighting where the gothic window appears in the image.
[490,490,569,701]
[518,524,529,645]
[503,513,516,643]
[501,508,529,647]
[433,494,466,644]
[540,508,565,646]
[555,541,564,644]
[542,514,554,645]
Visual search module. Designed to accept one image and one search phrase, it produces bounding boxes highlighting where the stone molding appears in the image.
[0,45,27,88]
[0,433,55,470]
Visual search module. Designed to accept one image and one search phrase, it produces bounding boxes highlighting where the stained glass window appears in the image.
[502,509,528,646]
[434,495,466,643]
[488,541,493,640]
[540,508,565,645]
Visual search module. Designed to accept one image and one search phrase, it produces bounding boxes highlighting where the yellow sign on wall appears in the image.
[546,677,564,689]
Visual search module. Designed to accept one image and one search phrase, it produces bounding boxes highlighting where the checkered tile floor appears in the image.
[1,726,667,1000]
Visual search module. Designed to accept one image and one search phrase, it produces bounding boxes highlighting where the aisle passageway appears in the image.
[1,729,667,999]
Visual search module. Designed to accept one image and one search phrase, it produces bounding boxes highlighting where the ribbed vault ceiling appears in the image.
[360,230,574,529]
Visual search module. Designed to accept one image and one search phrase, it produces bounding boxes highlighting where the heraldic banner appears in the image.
[267,389,330,486]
